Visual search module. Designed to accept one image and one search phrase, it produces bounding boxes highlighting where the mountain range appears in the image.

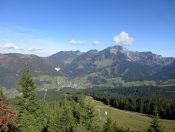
[0,45,175,89]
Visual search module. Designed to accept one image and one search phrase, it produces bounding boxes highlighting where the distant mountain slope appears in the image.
[0,53,56,88]
[63,46,174,81]
[153,61,175,80]
[0,45,175,89]
[47,51,82,68]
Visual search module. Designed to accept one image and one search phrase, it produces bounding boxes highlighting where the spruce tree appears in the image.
[103,116,114,132]
[16,65,46,131]
[17,64,39,114]
[147,108,163,132]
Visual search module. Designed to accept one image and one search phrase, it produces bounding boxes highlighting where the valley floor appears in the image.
[86,96,175,132]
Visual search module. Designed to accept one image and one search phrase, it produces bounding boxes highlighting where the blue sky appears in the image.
[0,0,175,57]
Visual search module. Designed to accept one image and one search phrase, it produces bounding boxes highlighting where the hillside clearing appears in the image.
[86,96,175,132]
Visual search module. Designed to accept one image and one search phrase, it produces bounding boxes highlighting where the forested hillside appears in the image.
[1,66,174,132]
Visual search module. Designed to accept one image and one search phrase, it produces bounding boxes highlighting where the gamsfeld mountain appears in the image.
[0,45,175,89]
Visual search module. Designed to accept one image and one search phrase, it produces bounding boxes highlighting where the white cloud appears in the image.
[69,40,77,44]
[93,41,101,46]
[69,39,86,44]
[113,31,134,45]
[0,42,55,56]
[2,42,21,50]
[28,47,42,52]
[0,26,61,56]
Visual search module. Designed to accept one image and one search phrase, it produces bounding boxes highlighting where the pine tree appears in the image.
[103,116,114,132]
[147,108,163,132]
[59,97,76,131]
[16,65,46,131]
[77,95,100,131]
[17,64,39,114]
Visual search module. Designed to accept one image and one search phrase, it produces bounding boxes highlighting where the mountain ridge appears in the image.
[62,46,174,80]
[0,45,175,89]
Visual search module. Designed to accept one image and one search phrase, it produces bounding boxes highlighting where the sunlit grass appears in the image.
[86,96,175,132]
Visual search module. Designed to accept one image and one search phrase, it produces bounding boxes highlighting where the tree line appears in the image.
[87,92,175,120]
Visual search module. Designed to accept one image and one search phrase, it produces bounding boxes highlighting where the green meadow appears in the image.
[87,96,175,132]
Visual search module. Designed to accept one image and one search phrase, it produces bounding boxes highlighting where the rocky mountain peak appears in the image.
[107,45,129,54]
[87,49,98,54]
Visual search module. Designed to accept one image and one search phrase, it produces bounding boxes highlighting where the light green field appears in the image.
[87,96,175,132]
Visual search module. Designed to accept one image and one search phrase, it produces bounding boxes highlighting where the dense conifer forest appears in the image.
[84,86,175,120]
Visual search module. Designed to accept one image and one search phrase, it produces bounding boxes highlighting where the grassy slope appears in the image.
[86,96,175,132]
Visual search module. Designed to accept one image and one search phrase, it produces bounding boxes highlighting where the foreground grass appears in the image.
[86,96,175,132]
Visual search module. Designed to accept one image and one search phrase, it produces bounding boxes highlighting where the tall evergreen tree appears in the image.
[16,65,46,131]
[17,64,39,114]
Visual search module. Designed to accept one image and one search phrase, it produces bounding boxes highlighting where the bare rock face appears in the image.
[61,45,175,80]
